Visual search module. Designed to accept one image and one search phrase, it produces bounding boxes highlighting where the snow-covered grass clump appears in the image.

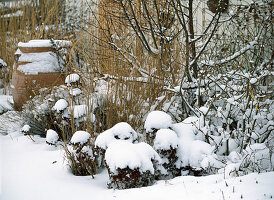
[105,140,162,189]
[46,129,59,145]
[71,131,90,145]
[144,110,173,133]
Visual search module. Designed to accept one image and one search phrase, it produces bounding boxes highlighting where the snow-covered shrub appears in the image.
[65,131,97,176]
[22,85,68,137]
[0,58,9,93]
[176,139,224,176]
[153,129,180,178]
[241,143,273,173]
[144,111,173,145]
[171,116,225,175]
[0,95,13,114]
[94,122,138,167]
[105,140,162,189]
[46,129,59,145]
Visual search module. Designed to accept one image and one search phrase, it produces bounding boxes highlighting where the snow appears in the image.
[0,95,13,114]
[52,99,68,112]
[250,78,257,84]
[153,129,178,150]
[95,129,114,150]
[0,58,7,67]
[46,129,59,145]
[21,124,30,132]
[186,140,215,169]
[18,40,71,48]
[65,74,80,86]
[69,88,81,96]
[105,140,161,174]
[1,10,23,18]
[17,52,62,75]
[95,122,138,150]
[144,111,173,132]
[172,116,200,139]
[69,104,87,119]
[1,132,274,200]
[70,131,90,145]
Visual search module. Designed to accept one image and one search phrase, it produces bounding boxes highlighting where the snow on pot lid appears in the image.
[18,40,72,48]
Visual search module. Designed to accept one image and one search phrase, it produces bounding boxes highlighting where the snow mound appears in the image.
[0,58,7,66]
[52,99,68,112]
[65,74,80,86]
[71,131,90,145]
[69,88,81,96]
[172,116,200,139]
[177,139,216,169]
[105,140,161,174]
[18,40,71,48]
[144,111,173,132]
[46,129,59,145]
[95,122,138,150]
[21,124,30,132]
[0,95,13,114]
[17,52,62,75]
[153,129,178,150]
[95,129,114,150]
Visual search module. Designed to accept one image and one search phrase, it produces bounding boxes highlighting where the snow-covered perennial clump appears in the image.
[144,111,173,144]
[66,130,97,176]
[94,122,138,167]
[46,129,59,145]
[105,140,162,189]
[153,129,179,178]
[144,110,173,132]
[95,122,138,150]
[71,131,91,145]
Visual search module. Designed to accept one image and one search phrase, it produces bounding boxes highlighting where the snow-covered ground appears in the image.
[1,131,273,200]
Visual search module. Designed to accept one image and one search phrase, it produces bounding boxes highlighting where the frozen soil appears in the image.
[1,131,273,200]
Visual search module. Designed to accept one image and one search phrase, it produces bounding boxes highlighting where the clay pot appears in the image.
[12,68,64,110]
[12,42,66,110]
[19,46,55,54]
